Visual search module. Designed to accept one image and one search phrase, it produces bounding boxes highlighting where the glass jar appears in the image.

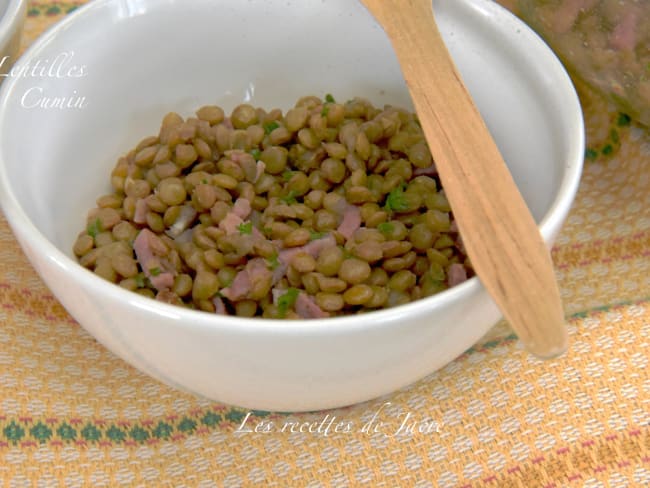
[518,0,650,127]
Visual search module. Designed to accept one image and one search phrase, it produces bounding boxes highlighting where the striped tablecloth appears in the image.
[1,2,648,486]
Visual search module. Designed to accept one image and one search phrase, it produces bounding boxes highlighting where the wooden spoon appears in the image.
[360,0,568,358]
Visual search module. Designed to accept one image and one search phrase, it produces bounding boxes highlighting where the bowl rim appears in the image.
[0,0,26,44]
[0,0,585,336]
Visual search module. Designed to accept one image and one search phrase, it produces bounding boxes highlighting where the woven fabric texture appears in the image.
[0,2,648,487]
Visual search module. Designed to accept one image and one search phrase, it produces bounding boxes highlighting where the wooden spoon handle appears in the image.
[361,0,568,358]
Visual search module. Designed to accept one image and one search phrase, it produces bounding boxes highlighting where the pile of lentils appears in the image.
[73,95,473,318]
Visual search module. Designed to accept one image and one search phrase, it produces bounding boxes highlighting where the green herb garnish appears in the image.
[134,273,146,288]
[325,93,336,104]
[584,148,598,161]
[86,218,103,238]
[201,179,208,184]
[377,222,394,235]
[266,253,280,270]
[250,148,262,160]
[610,129,619,144]
[237,221,253,235]
[264,121,280,134]
[617,113,631,127]
[149,267,162,277]
[309,230,326,241]
[282,170,296,182]
[280,190,298,205]
[321,106,330,117]
[602,144,613,156]
[277,288,300,318]
[384,185,409,212]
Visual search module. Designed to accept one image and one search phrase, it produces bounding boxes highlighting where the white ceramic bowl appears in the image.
[0,0,583,411]
[0,0,26,78]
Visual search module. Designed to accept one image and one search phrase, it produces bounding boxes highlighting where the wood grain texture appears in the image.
[360,0,568,358]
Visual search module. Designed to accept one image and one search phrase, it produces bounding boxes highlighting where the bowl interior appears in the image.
[0,0,580,273]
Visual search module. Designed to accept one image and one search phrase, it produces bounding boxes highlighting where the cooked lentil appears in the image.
[74,95,473,318]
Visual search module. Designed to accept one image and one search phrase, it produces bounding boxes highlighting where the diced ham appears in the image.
[295,293,329,319]
[448,263,468,287]
[232,198,252,220]
[227,150,259,182]
[156,289,182,305]
[133,199,148,224]
[254,160,266,183]
[278,234,336,268]
[133,229,175,291]
[337,204,361,239]
[220,258,273,301]
[222,234,336,301]
[220,267,251,301]
[213,296,227,315]
[166,205,197,238]
[173,228,194,245]
[551,0,597,34]
[610,11,637,51]
[217,198,253,235]
[413,164,437,177]
[219,212,243,234]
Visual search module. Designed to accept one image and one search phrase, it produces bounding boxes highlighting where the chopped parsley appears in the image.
[384,185,410,212]
[280,190,298,205]
[201,178,208,184]
[149,267,161,277]
[86,218,103,238]
[237,221,253,235]
[250,148,262,160]
[134,273,146,288]
[309,230,326,241]
[602,144,613,156]
[324,93,336,104]
[282,170,296,182]
[277,288,300,318]
[266,253,280,270]
[617,113,631,127]
[264,121,280,134]
[321,106,330,117]
[377,222,394,235]
[585,148,598,161]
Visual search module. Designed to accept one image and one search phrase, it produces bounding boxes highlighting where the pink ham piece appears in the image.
[219,212,244,235]
[232,198,252,220]
[447,263,468,287]
[551,0,597,34]
[337,204,361,240]
[254,160,266,183]
[274,234,337,283]
[295,293,329,319]
[278,234,336,268]
[133,199,148,224]
[413,163,437,177]
[166,205,197,238]
[220,258,274,301]
[133,229,175,291]
[610,11,637,52]
[218,198,252,235]
[222,235,337,301]
[212,296,227,315]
